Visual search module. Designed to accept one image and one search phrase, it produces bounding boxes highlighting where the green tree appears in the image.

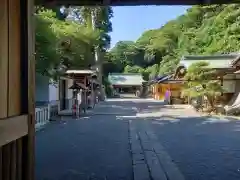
[106,4,240,80]
[102,52,123,76]
[69,6,113,51]
[110,41,141,66]
[124,65,143,73]
[35,8,100,79]
[183,62,223,111]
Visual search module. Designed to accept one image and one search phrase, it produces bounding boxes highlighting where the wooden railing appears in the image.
[35,101,60,130]
[35,99,75,130]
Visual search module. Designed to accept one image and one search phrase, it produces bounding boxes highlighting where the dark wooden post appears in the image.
[91,79,94,107]
[84,76,87,110]
[0,0,35,179]
[24,0,35,179]
[221,76,223,96]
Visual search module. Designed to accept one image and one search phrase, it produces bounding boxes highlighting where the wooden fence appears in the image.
[35,99,75,130]
[35,102,59,130]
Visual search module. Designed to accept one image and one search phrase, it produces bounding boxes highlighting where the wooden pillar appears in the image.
[91,80,94,107]
[84,76,87,108]
[0,0,35,179]
[221,76,223,96]
[29,0,35,177]
[153,85,155,99]
[23,0,35,179]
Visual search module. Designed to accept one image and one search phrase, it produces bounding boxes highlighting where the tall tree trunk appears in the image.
[91,10,104,100]
[206,94,215,112]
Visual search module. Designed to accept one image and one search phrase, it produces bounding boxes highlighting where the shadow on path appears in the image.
[35,98,147,180]
[144,113,240,180]
[36,98,240,180]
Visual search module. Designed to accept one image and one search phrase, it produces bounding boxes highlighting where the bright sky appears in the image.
[110,5,190,48]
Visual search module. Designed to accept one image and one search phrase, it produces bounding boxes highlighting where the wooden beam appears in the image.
[2,144,11,180]
[36,0,236,6]
[16,139,22,180]
[8,0,21,117]
[0,115,28,147]
[157,79,240,84]
[0,0,9,118]
[25,0,36,179]
[0,147,2,180]
[10,142,17,180]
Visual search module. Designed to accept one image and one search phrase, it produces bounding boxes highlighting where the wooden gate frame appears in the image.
[0,0,35,179]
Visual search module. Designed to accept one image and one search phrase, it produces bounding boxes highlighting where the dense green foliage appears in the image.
[35,6,113,80]
[69,6,113,51]
[36,4,240,82]
[183,62,223,97]
[35,9,99,79]
[107,4,240,80]
[183,61,223,109]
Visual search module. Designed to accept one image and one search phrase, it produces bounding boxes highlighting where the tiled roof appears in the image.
[154,75,168,81]
[108,73,144,86]
[147,75,168,85]
[179,54,240,69]
[234,70,240,74]
[157,75,173,83]
[65,69,96,74]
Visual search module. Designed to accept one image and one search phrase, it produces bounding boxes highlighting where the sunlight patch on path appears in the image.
[200,116,231,125]
[116,112,181,124]
[106,98,164,103]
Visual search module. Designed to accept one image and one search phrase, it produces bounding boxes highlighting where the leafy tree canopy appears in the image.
[35,8,100,79]
[183,61,224,109]
[107,4,240,80]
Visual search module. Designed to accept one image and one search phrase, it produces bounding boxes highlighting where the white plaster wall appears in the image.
[223,74,236,93]
[66,79,73,99]
[35,73,49,105]
[235,74,240,92]
[49,81,59,103]
[223,80,235,93]
[66,79,73,108]
[236,74,240,80]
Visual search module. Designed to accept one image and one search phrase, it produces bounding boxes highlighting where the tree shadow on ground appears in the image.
[36,98,240,180]
[132,114,240,180]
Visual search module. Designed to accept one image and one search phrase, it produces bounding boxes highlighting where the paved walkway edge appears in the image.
[129,120,185,180]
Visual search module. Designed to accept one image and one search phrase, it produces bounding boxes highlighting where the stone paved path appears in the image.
[129,119,185,180]
[36,98,240,180]
[35,101,134,180]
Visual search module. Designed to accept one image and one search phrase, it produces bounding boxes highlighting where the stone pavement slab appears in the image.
[35,113,133,180]
[145,151,167,180]
[133,163,151,180]
[37,98,240,180]
[129,119,185,180]
[149,104,240,180]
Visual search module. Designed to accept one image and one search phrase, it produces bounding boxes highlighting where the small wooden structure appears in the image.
[68,81,88,116]
[176,54,240,105]
[108,73,144,94]
[151,54,240,104]
[150,75,184,102]
[64,69,99,110]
